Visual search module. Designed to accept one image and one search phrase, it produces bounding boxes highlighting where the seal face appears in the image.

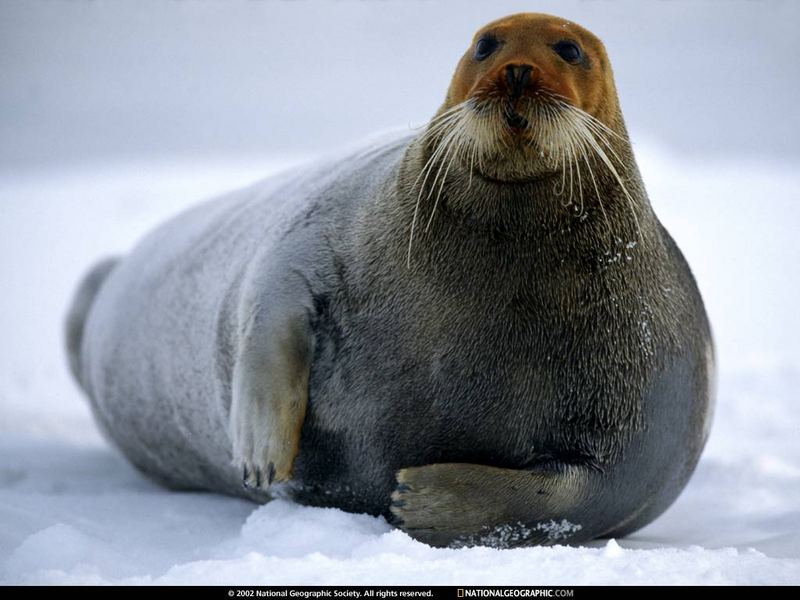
[67,13,715,548]
[436,13,618,184]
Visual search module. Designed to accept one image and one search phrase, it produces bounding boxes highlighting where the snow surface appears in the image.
[1,143,799,585]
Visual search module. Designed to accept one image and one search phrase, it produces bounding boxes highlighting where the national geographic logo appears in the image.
[458,590,574,598]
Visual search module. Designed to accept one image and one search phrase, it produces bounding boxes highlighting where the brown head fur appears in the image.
[447,13,619,126]
[409,12,631,190]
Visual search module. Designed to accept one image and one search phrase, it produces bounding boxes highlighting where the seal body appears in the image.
[68,13,714,547]
[72,139,409,496]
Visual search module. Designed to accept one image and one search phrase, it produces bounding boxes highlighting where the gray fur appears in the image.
[66,256,119,388]
[67,127,714,547]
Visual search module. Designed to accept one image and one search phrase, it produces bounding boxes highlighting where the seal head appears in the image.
[429,13,622,184]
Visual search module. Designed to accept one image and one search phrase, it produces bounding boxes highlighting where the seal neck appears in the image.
[388,132,656,269]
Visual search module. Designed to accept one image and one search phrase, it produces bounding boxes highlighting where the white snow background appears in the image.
[1,0,799,586]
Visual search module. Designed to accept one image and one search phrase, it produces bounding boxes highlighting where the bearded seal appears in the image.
[66,13,714,547]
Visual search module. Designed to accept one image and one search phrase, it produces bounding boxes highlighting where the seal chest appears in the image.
[68,12,714,548]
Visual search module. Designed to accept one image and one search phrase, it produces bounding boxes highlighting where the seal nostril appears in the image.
[506,65,517,91]
[518,65,532,89]
[506,64,534,99]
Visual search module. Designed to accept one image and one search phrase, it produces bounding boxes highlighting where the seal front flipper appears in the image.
[229,260,315,491]
[390,463,606,548]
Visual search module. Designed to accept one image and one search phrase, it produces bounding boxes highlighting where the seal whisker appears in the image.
[408,146,448,266]
[415,116,464,205]
[565,124,576,209]
[541,105,568,198]
[568,109,627,170]
[554,111,569,199]
[424,102,470,129]
[460,110,482,190]
[570,116,614,239]
[422,102,474,174]
[558,119,575,205]
[425,122,465,204]
[418,104,471,156]
[559,103,630,177]
[459,100,487,178]
[414,121,460,192]
[407,103,472,266]
[556,105,605,223]
[423,110,466,141]
[579,120,645,241]
[409,102,467,134]
[468,133,478,190]
[565,103,627,142]
[484,98,510,152]
[407,144,446,267]
[573,138,585,218]
[425,123,467,232]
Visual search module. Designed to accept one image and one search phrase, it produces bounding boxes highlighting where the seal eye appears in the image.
[552,40,583,64]
[474,36,499,61]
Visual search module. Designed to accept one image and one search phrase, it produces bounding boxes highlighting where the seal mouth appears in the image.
[470,168,550,186]
[505,109,529,131]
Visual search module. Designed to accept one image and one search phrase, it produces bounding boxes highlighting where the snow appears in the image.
[2,0,800,587]
[1,145,799,585]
